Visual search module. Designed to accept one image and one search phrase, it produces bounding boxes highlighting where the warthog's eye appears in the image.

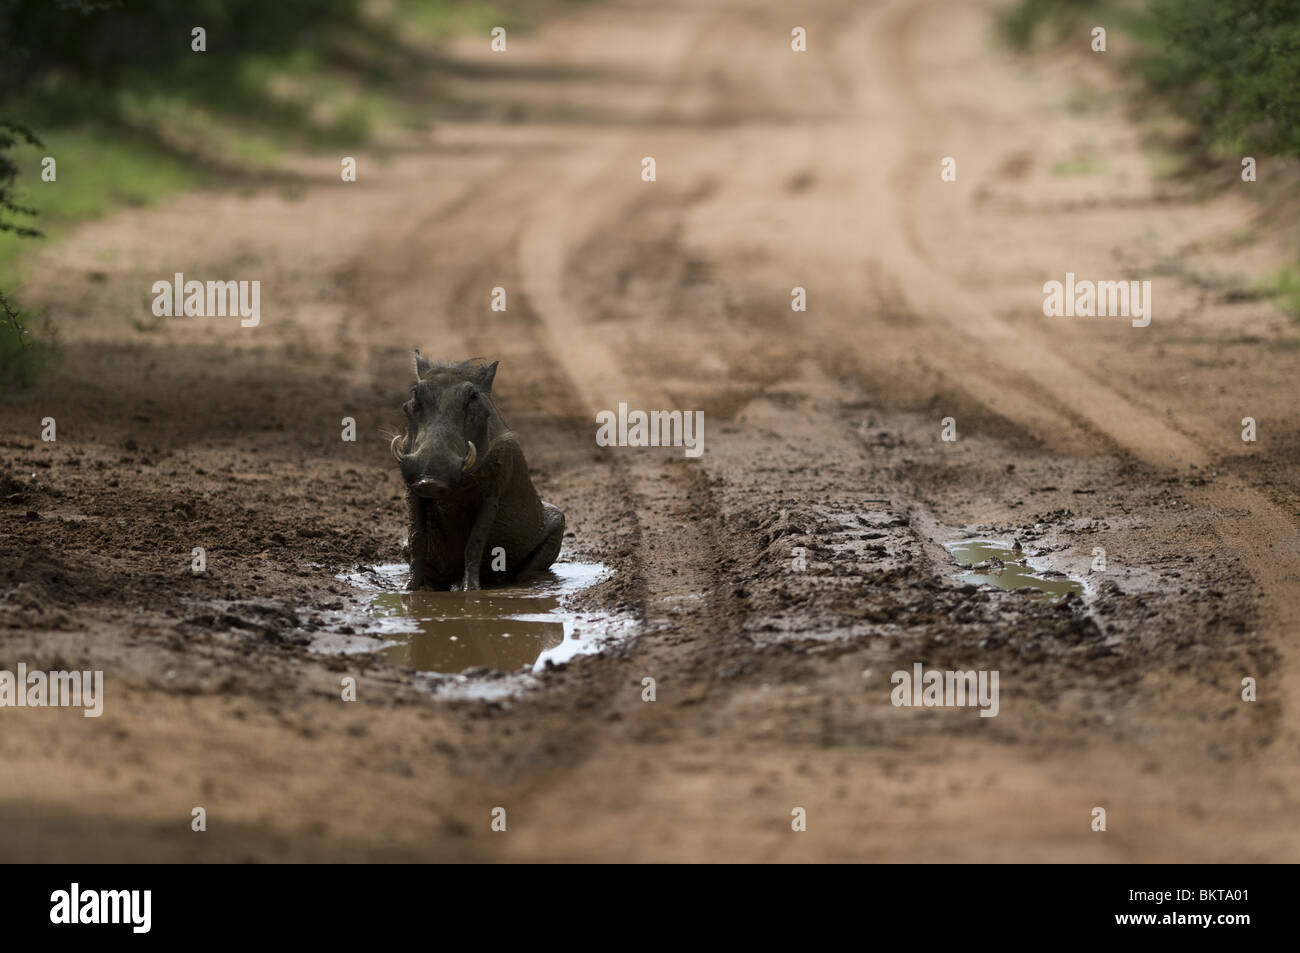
[464,388,479,408]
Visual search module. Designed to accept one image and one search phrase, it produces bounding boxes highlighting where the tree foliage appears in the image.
[1145,0,1300,158]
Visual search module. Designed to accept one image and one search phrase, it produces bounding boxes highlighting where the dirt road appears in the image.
[2,0,1298,861]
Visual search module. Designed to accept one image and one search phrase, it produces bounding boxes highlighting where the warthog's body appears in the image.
[393,354,564,591]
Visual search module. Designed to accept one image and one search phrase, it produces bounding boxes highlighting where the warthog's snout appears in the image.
[401,441,478,494]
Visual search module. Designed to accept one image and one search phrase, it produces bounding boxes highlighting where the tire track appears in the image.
[875,0,1300,751]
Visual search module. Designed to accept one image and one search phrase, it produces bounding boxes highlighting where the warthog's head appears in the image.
[393,353,505,496]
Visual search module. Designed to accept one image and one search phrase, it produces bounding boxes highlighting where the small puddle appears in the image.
[341,562,621,675]
[945,540,1084,603]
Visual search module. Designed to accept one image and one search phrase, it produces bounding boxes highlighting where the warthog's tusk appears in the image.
[389,433,405,462]
[463,440,477,471]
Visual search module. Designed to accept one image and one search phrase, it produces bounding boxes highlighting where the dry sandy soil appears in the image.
[2,0,1298,862]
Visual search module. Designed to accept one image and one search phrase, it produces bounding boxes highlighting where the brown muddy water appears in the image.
[330,562,630,679]
[945,540,1085,603]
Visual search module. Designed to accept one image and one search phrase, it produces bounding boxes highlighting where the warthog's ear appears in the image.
[473,360,499,392]
[413,348,433,379]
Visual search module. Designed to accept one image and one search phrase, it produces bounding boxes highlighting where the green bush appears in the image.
[1144,0,1300,159]
[0,289,54,387]
[997,0,1102,50]
[999,0,1300,160]
[0,121,46,386]
[0,120,42,239]
[0,0,367,93]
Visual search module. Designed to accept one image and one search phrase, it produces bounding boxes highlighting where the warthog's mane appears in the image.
[415,356,496,383]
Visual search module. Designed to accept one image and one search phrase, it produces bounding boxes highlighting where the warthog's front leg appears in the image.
[461,496,500,591]
[407,494,429,590]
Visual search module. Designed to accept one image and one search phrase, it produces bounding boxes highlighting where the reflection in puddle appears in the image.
[945,540,1084,603]
[355,562,612,674]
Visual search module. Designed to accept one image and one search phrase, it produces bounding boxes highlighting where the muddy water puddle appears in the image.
[945,540,1085,603]
[331,562,628,678]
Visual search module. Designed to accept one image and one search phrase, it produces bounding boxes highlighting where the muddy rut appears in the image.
[2,0,1298,861]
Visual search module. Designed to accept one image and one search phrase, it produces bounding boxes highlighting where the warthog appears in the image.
[391,353,564,590]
